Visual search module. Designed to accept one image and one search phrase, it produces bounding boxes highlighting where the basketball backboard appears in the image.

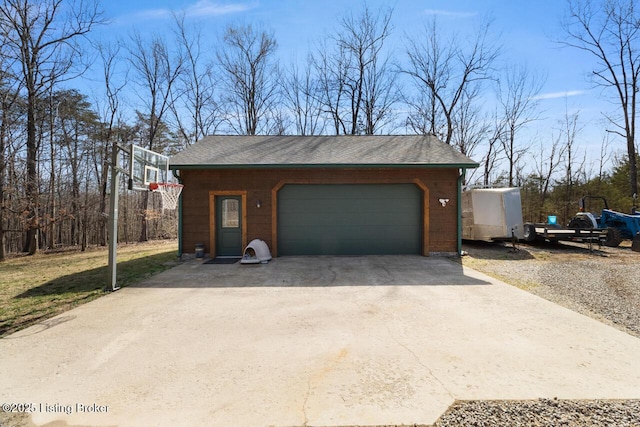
[128,144,170,191]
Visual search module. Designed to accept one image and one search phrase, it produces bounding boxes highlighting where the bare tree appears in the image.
[0,55,21,261]
[56,90,98,247]
[339,5,397,134]
[128,32,183,153]
[403,18,499,145]
[312,5,397,135]
[561,0,640,197]
[171,14,220,145]
[481,112,506,187]
[0,93,8,261]
[0,0,103,254]
[281,60,325,136]
[45,88,59,250]
[312,40,349,134]
[597,133,613,182]
[533,132,567,219]
[559,108,584,220]
[217,24,279,135]
[404,88,446,137]
[95,41,127,246]
[450,87,491,185]
[361,38,400,134]
[497,64,544,186]
[128,31,184,241]
[451,86,490,158]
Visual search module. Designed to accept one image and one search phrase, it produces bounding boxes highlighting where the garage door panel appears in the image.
[280,213,419,228]
[278,199,418,214]
[280,224,416,239]
[280,235,418,256]
[281,185,416,198]
[278,184,421,255]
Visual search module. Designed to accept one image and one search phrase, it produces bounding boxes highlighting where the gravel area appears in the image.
[436,240,640,427]
[434,399,640,427]
[461,240,640,338]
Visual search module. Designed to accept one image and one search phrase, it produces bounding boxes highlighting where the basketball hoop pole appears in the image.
[107,144,123,292]
[107,143,170,290]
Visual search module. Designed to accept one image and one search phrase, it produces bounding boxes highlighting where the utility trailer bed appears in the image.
[523,223,609,243]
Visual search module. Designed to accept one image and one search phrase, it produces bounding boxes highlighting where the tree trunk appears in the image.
[0,228,5,262]
[48,98,56,250]
[81,179,89,251]
[628,135,638,197]
[98,165,109,246]
[508,131,515,187]
[0,104,6,262]
[25,91,39,255]
[138,191,149,242]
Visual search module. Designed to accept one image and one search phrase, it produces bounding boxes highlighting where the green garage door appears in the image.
[278,184,421,255]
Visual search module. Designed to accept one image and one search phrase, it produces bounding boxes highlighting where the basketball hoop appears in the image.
[149,182,184,210]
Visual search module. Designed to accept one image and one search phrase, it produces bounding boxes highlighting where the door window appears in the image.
[221,199,239,228]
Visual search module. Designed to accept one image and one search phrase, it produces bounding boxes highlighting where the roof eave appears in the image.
[169,162,480,170]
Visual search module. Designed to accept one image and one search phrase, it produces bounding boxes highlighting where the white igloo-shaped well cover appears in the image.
[241,239,272,264]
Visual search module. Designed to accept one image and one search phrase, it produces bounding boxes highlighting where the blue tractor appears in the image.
[569,195,640,248]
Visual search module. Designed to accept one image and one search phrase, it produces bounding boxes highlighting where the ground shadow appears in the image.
[521,239,612,256]
[131,255,492,288]
[463,240,536,260]
[2,315,76,339]
[463,239,611,260]
[15,252,179,298]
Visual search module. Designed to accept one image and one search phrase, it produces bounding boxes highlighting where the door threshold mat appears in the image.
[204,257,241,265]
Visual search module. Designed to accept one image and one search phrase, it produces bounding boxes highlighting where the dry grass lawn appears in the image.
[0,240,179,338]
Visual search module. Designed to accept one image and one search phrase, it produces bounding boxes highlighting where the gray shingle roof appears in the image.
[169,135,478,169]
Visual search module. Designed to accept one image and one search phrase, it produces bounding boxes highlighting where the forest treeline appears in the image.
[0,0,639,260]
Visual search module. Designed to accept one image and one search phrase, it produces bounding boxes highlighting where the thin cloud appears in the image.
[423,9,478,18]
[531,90,585,100]
[129,1,254,21]
[185,1,255,17]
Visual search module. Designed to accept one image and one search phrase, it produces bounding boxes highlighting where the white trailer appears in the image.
[462,188,525,241]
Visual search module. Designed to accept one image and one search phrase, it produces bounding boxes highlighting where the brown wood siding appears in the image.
[178,168,459,256]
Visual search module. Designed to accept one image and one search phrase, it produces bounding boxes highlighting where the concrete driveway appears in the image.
[1,256,639,426]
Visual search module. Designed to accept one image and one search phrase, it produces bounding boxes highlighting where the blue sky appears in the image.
[100,0,593,96]
[88,0,617,177]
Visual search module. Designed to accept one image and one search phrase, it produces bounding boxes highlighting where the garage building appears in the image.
[169,135,478,257]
